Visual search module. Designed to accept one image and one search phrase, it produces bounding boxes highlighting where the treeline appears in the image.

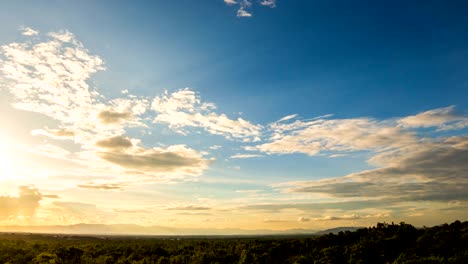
[0,220,466,263]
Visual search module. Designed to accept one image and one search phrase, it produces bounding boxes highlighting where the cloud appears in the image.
[209,145,222,150]
[96,136,133,149]
[230,153,263,159]
[20,26,39,36]
[241,199,391,212]
[0,29,148,148]
[235,189,262,194]
[259,0,276,8]
[237,7,253,17]
[399,106,467,130]
[113,208,151,213]
[284,136,468,203]
[312,214,362,221]
[251,116,416,156]
[224,0,275,18]
[98,144,209,175]
[297,216,310,222]
[0,186,42,221]
[166,205,211,211]
[77,183,125,191]
[31,128,75,139]
[98,110,132,124]
[152,88,261,141]
[310,213,390,221]
[0,31,104,125]
[263,218,287,223]
[251,107,466,157]
[98,97,148,126]
[0,28,208,186]
[224,0,237,5]
[42,194,60,199]
[277,114,298,123]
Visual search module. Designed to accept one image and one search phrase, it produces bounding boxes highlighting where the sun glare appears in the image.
[0,135,14,179]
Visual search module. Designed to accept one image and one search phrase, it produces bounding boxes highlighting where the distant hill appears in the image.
[0,223,367,236]
[0,223,319,236]
[314,226,363,235]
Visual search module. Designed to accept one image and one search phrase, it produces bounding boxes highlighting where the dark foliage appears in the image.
[0,220,467,263]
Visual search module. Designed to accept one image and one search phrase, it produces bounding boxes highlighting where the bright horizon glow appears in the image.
[0,134,14,180]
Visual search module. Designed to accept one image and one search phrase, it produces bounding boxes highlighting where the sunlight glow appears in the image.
[0,135,14,179]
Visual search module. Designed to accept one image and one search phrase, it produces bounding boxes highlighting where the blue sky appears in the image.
[0,1,467,232]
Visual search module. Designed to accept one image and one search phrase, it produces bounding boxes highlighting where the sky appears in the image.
[0,0,467,233]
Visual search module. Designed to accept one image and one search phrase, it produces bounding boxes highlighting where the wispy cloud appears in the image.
[250,106,466,157]
[237,7,253,17]
[259,0,276,8]
[31,128,75,139]
[77,183,125,191]
[152,88,262,141]
[166,205,211,211]
[251,116,416,156]
[230,153,263,159]
[223,0,276,18]
[399,106,467,131]
[19,26,39,36]
[312,213,389,221]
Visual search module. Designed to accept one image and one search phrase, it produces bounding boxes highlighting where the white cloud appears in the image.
[0,29,209,186]
[399,106,467,130]
[209,145,222,150]
[252,116,416,156]
[237,7,253,17]
[251,107,466,157]
[276,114,298,123]
[20,26,39,36]
[48,30,78,43]
[224,0,237,5]
[259,0,276,8]
[152,88,261,141]
[230,153,263,159]
[1,29,149,147]
[224,0,275,18]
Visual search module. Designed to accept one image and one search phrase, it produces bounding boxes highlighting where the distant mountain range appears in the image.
[0,224,363,236]
[314,226,363,235]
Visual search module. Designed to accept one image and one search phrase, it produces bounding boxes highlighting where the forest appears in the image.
[0,220,466,264]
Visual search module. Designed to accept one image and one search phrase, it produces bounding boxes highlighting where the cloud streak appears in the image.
[152,88,261,141]
[251,117,416,156]
[399,106,467,131]
[283,136,468,203]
